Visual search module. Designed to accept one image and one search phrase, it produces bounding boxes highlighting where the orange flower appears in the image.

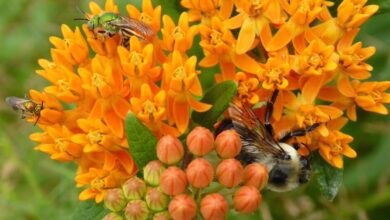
[181,0,234,22]
[353,81,390,115]
[337,0,379,30]
[235,72,260,104]
[37,59,84,103]
[259,56,290,90]
[162,12,198,53]
[225,0,285,54]
[162,51,211,133]
[266,0,333,51]
[318,130,356,168]
[118,37,161,97]
[79,56,130,137]
[49,24,89,68]
[130,84,179,137]
[30,124,83,161]
[71,118,126,153]
[76,151,135,203]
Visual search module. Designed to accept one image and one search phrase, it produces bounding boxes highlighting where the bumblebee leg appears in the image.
[264,89,279,136]
[279,123,320,143]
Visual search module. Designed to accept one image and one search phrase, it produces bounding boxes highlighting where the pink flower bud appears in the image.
[122,177,147,200]
[233,186,261,213]
[168,194,196,220]
[157,135,184,164]
[145,187,169,211]
[160,166,187,196]
[124,200,150,220]
[216,159,243,187]
[200,193,228,220]
[215,130,241,158]
[144,160,166,186]
[243,163,269,190]
[186,126,214,156]
[104,188,127,212]
[186,158,214,188]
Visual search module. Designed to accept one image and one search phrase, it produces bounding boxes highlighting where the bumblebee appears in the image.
[216,90,319,192]
[5,96,43,125]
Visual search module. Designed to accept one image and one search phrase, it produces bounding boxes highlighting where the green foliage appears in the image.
[125,112,158,177]
[312,154,343,201]
[70,201,108,220]
[192,81,238,129]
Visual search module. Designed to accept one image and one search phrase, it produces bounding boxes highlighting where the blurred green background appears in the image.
[0,0,389,219]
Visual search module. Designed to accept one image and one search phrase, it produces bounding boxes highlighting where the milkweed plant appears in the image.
[6,0,390,219]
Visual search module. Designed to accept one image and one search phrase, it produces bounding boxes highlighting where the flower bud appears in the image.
[168,194,196,220]
[233,186,261,213]
[122,177,147,200]
[186,126,214,156]
[103,212,124,220]
[144,160,166,186]
[186,158,214,188]
[157,135,184,164]
[145,187,169,212]
[200,193,228,220]
[160,166,187,196]
[124,200,150,220]
[104,188,127,212]
[152,211,171,220]
[243,163,269,190]
[215,130,241,158]
[216,159,243,187]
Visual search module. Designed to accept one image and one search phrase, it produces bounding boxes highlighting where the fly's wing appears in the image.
[5,96,28,111]
[109,16,155,40]
[227,103,285,160]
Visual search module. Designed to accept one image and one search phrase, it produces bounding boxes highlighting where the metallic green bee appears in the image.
[79,11,155,48]
[5,96,43,125]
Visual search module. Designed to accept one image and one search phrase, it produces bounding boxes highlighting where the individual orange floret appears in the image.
[216,159,244,188]
[233,186,261,213]
[215,130,242,158]
[157,135,184,165]
[243,163,269,190]
[168,194,197,220]
[104,188,127,212]
[186,126,214,156]
[160,166,188,196]
[186,158,214,188]
[124,200,150,220]
[200,193,228,220]
[235,72,260,104]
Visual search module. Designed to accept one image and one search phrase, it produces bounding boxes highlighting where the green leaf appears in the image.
[312,153,343,201]
[70,201,108,220]
[157,0,183,21]
[192,81,237,129]
[125,112,158,177]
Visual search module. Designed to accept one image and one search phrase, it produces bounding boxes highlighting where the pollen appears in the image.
[173,66,186,80]
[91,178,106,190]
[87,131,103,144]
[92,73,107,88]
[173,27,185,39]
[210,30,222,45]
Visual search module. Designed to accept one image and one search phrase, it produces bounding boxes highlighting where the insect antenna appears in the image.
[75,6,91,20]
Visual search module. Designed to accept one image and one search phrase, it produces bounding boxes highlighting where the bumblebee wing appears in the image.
[227,103,285,157]
[109,16,155,38]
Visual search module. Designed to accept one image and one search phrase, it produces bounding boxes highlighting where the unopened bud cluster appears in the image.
[103,126,269,220]
[103,161,170,220]
[159,127,269,219]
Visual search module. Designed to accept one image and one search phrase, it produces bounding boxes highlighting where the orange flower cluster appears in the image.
[181,0,390,168]
[28,0,212,203]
